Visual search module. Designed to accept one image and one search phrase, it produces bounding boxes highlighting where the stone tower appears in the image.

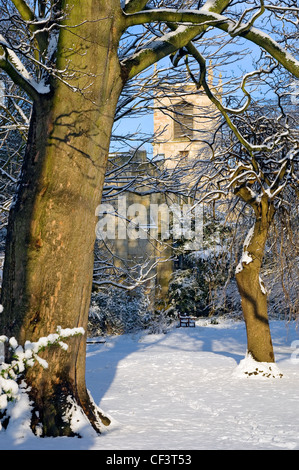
[96,76,221,309]
[152,77,220,169]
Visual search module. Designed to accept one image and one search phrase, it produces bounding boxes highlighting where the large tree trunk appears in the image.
[0,1,124,436]
[235,197,275,363]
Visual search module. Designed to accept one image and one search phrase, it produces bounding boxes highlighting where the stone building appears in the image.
[153,79,220,169]
[96,149,173,303]
[96,80,220,305]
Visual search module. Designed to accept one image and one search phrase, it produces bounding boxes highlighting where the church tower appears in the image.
[152,73,220,170]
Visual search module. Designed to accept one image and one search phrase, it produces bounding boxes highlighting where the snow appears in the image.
[259,275,267,295]
[1,319,299,450]
[200,0,220,11]
[233,352,283,379]
[235,250,253,273]
[235,226,255,274]
[0,34,50,95]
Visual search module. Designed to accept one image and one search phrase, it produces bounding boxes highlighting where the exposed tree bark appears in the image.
[235,194,276,363]
[0,0,125,436]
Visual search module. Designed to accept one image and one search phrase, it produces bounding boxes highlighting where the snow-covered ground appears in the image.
[1,318,299,450]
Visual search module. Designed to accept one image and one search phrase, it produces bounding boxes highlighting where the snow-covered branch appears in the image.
[0,38,48,101]
[123,5,299,79]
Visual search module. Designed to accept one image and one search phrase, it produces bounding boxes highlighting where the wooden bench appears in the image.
[178,314,196,328]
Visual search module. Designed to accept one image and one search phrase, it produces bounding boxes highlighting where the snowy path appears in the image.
[1,319,299,450]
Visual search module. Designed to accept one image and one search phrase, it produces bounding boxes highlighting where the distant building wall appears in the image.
[97,81,220,307]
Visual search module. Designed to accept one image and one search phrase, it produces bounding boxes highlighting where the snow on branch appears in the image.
[0,36,50,100]
[123,0,150,14]
[228,0,265,37]
[124,6,299,79]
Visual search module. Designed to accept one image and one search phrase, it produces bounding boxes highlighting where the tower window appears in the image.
[179,150,189,158]
[173,102,193,140]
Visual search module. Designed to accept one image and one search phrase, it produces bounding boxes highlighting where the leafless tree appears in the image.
[191,90,298,362]
[0,0,298,435]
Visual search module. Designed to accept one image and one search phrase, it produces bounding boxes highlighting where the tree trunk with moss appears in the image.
[235,195,275,363]
[0,1,124,436]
